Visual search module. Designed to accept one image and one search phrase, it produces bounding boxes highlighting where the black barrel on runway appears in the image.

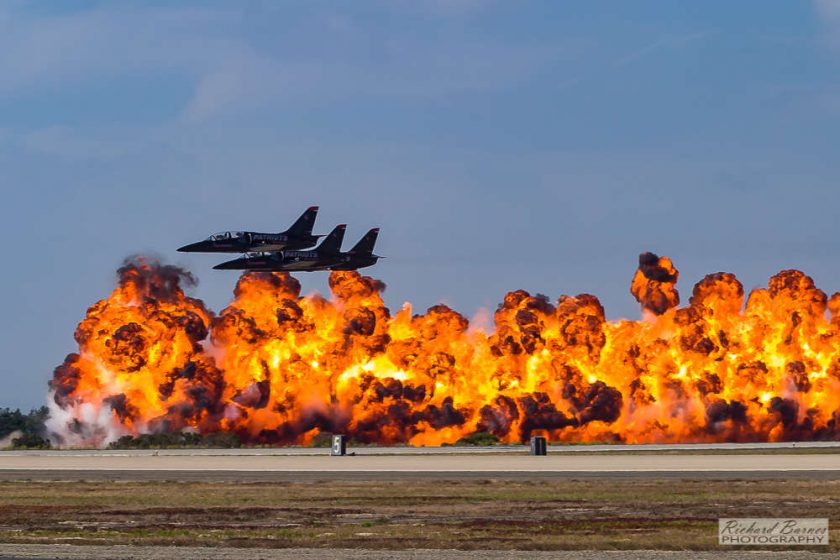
[530,436,547,456]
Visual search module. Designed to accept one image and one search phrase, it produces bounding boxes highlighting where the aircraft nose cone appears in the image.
[178,241,203,252]
[213,260,241,270]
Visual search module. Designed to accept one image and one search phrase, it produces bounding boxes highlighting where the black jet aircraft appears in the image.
[177,206,321,253]
[329,228,381,271]
[214,226,381,272]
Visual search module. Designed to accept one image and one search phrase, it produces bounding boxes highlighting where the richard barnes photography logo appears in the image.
[719,518,829,546]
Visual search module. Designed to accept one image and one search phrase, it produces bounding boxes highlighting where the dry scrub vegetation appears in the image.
[0,479,838,551]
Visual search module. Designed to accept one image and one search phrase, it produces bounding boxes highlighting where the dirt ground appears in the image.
[0,479,837,551]
[0,545,832,560]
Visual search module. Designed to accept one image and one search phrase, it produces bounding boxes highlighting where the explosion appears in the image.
[47,254,840,446]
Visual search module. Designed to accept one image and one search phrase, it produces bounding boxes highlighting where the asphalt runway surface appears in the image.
[1,446,839,480]
[5,440,840,456]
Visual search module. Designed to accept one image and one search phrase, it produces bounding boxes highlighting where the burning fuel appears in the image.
[46,254,840,446]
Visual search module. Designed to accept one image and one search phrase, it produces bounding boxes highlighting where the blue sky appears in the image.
[2,1,840,408]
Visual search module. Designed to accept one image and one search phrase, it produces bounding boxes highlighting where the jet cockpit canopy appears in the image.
[207,231,245,241]
[245,251,281,259]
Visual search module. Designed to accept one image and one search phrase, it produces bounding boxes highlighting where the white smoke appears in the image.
[45,392,128,448]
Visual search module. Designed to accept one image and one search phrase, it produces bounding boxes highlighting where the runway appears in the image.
[4,440,839,456]
[1,446,839,480]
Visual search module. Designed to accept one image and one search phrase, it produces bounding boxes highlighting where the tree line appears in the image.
[0,407,51,448]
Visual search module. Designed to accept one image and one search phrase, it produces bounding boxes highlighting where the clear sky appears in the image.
[2,1,840,409]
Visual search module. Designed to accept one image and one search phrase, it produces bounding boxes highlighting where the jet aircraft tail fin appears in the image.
[349,228,379,255]
[316,224,346,254]
[285,206,319,237]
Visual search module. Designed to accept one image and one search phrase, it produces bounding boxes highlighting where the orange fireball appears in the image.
[48,253,840,446]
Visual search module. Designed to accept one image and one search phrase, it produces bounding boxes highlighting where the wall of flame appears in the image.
[47,254,840,446]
